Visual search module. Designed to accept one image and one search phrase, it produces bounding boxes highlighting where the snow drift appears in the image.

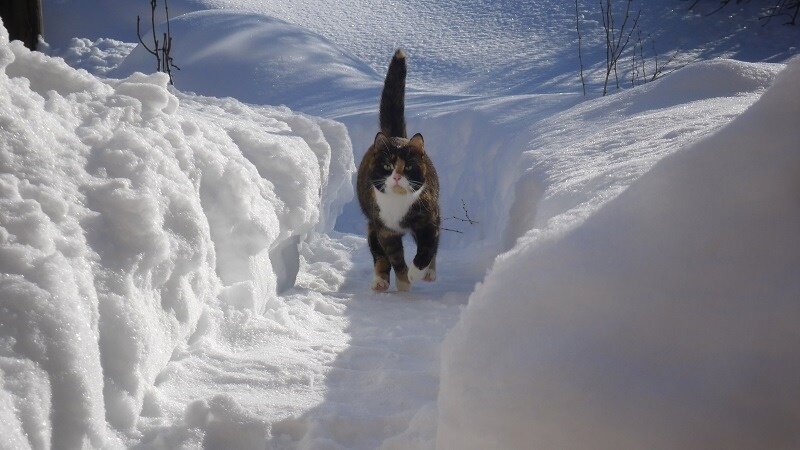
[437,57,800,449]
[111,11,382,111]
[0,21,353,448]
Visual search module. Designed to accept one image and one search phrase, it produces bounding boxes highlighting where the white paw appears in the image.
[408,265,424,283]
[371,276,389,291]
[408,264,435,283]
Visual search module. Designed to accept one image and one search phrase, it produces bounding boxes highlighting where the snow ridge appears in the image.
[437,57,800,449]
[0,23,353,447]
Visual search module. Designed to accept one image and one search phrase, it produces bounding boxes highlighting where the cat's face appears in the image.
[371,133,426,195]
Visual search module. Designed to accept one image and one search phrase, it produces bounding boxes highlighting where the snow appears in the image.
[111,11,382,111]
[55,38,136,75]
[0,21,353,448]
[2,1,798,448]
[437,56,800,449]
[44,0,799,94]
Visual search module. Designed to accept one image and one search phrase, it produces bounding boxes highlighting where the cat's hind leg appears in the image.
[368,222,390,291]
[378,229,410,291]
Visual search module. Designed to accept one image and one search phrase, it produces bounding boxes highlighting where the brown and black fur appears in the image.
[357,49,441,291]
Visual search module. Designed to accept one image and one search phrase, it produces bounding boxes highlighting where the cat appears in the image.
[356,49,441,292]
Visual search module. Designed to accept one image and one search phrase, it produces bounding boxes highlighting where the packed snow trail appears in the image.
[272,237,480,449]
[134,232,477,449]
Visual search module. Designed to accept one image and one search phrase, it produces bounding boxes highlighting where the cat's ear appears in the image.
[374,132,388,149]
[409,133,424,154]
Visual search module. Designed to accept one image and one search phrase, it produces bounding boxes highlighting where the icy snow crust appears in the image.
[437,57,800,449]
[0,25,353,447]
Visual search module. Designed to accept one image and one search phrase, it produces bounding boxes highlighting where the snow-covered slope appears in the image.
[111,11,382,111]
[437,57,800,449]
[44,0,799,95]
[0,22,353,448]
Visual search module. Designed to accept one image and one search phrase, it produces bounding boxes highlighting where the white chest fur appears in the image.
[374,186,422,232]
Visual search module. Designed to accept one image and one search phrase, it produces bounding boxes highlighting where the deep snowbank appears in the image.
[437,57,800,448]
[0,22,353,448]
[111,11,382,111]
[503,58,782,250]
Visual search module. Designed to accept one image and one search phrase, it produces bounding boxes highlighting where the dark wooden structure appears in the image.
[0,0,43,50]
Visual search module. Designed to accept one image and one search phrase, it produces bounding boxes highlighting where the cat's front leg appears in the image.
[409,225,439,283]
[408,258,436,282]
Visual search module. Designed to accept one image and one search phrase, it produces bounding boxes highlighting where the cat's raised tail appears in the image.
[379,49,407,138]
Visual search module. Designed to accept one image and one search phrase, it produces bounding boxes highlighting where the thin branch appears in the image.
[601,0,611,95]
[638,30,647,81]
[150,0,160,71]
[136,15,158,58]
[443,200,479,224]
[602,0,641,95]
[575,0,587,96]
[136,0,179,85]
[442,200,478,233]
[651,51,680,82]
[706,0,733,17]
[441,227,464,234]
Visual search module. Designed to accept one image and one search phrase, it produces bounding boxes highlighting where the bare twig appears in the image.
[638,30,647,81]
[601,0,611,90]
[441,227,464,234]
[162,0,180,84]
[150,0,160,71]
[760,0,800,25]
[441,200,478,233]
[575,0,587,96]
[706,0,733,17]
[136,15,159,65]
[583,0,682,95]
[444,200,479,224]
[691,0,798,26]
[136,0,179,85]
[601,0,641,95]
[649,41,680,82]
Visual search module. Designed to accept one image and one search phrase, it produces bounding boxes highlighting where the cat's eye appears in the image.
[383,163,393,171]
[406,163,413,169]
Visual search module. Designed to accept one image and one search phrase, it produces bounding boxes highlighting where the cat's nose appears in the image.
[392,173,401,181]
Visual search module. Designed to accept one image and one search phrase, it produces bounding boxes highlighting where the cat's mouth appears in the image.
[391,185,408,195]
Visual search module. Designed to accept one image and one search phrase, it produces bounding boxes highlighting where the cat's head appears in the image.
[370,132,427,195]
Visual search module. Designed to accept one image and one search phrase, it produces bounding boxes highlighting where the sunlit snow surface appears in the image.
[2,1,798,448]
[45,0,799,94]
[438,57,800,450]
[0,27,354,448]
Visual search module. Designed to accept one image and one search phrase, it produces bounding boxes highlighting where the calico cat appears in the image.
[356,49,441,292]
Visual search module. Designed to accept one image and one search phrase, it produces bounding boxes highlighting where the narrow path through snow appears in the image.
[137,232,477,449]
[271,239,475,449]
